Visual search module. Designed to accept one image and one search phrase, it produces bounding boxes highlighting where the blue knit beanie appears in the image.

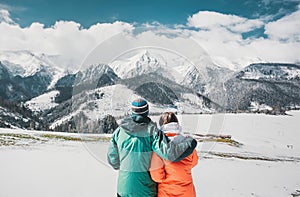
[131,98,149,117]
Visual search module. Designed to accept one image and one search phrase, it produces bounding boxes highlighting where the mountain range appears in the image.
[0,50,299,132]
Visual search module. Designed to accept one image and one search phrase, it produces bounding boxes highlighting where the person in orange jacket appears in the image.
[149,112,198,197]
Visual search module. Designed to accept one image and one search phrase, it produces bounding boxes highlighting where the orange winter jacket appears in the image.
[150,149,198,197]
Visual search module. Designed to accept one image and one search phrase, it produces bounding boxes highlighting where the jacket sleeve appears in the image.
[152,127,197,162]
[149,152,166,183]
[107,128,120,170]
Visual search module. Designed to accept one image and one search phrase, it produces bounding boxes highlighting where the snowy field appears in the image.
[0,111,300,197]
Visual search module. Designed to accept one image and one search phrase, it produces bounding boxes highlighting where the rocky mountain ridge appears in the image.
[1,50,300,132]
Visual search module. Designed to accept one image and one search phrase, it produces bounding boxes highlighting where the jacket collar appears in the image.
[160,122,182,134]
[119,114,152,133]
[161,122,184,143]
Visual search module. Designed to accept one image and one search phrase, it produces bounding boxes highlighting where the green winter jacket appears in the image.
[107,115,197,197]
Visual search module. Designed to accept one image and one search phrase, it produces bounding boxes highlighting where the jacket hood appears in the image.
[119,114,154,134]
[160,122,182,134]
[161,122,185,144]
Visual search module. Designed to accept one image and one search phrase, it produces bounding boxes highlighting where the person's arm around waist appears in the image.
[149,152,166,183]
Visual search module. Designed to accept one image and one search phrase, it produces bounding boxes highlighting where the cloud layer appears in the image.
[186,9,300,69]
[265,7,300,42]
[0,7,299,70]
[0,10,134,68]
[187,11,264,33]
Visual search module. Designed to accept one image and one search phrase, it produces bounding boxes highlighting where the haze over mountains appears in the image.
[0,50,299,132]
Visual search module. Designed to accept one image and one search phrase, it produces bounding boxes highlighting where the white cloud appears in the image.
[187,11,264,33]
[81,29,211,68]
[0,8,299,71]
[185,9,300,68]
[0,11,134,69]
[265,7,300,42]
[0,9,16,24]
[261,0,300,6]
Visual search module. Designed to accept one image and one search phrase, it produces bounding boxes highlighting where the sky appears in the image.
[1,0,299,27]
[0,0,300,69]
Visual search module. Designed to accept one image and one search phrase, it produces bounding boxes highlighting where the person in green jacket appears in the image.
[107,98,197,197]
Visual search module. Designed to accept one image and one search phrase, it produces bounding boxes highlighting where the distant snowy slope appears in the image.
[47,83,215,131]
[211,56,265,71]
[0,103,44,130]
[0,106,29,129]
[222,63,300,111]
[25,90,59,112]
[239,63,300,80]
[48,84,140,130]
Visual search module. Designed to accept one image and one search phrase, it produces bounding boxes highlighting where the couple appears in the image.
[107,98,198,197]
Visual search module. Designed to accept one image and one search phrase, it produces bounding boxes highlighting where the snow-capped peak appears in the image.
[80,63,112,76]
[110,50,166,79]
[130,50,163,64]
[0,50,65,89]
[109,49,229,93]
[0,50,55,76]
[76,63,118,85]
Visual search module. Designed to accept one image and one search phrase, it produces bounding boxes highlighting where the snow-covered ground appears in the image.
[0,111,300,197]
